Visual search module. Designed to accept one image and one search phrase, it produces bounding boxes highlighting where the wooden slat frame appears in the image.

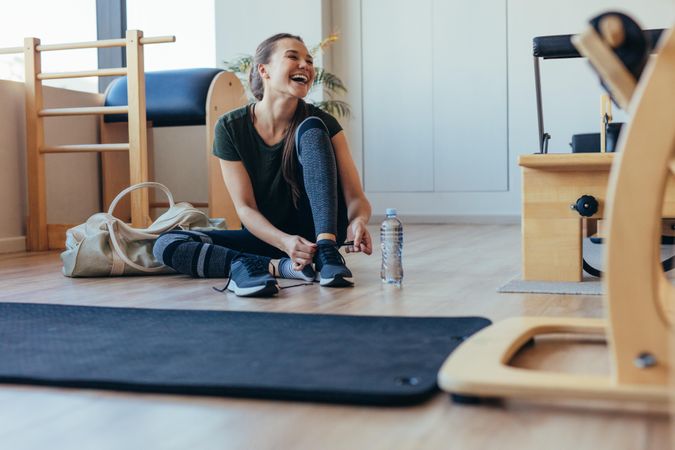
[39,106,129,117]
[18,30,173,249]
[38,68,127,80]
[24,37,47,251]
[40,144,130,153]
[33,35,174,52]
[125,29,151,228]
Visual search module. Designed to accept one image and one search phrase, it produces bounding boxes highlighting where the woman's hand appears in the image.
[282,235,317,269]
[346,219,373,255]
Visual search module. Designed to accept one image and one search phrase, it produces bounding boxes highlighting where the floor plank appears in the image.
[0,224,670,450]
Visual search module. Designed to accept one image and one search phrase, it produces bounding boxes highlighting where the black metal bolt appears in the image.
[571,195,599,217]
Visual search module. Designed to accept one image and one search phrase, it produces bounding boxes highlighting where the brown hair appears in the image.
[249,33,308,206]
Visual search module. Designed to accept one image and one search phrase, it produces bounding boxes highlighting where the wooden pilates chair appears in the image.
[100,68,246,230]
[0,30,174,251]
[439,13,675,408]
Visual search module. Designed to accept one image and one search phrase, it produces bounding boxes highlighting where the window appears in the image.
[126,0,215,71]
[0,0,98,92]
[1,1,216,91]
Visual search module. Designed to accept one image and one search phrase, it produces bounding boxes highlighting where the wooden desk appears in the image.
[520,153,675,281]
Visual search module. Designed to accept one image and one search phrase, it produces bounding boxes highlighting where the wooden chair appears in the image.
[439,14,674,408]
[0,30,173,251]
[99,68,246,231]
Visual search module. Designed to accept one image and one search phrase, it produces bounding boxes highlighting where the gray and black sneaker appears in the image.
[227,254,279,297]
[278,257,316,282]
[314,240,353,287]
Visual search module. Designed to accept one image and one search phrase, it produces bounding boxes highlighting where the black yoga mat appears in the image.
[0,303,490,405]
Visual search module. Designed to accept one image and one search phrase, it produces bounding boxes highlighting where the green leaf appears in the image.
[313,68,347,95]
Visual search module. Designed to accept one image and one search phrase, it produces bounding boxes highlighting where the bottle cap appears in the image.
[385,208,397,216]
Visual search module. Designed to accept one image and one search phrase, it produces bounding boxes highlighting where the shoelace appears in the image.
[316,242,346,267]
[239,254,270,276]
[213,252,268,293]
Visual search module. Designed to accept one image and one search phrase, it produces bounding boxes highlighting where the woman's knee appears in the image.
[297,116,329,136]
[295,116,331,160]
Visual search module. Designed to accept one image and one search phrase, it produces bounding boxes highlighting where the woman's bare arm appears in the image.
[219,159,315,265]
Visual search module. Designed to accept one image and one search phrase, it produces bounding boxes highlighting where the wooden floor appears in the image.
[0,224,671,450]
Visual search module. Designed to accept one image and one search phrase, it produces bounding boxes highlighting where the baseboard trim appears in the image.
[369,214,521,225]
[0,236,26,254]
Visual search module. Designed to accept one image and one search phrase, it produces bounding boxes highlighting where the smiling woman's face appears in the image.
[261,38,315,99]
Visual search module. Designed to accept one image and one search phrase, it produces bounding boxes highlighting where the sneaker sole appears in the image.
[227,279,279,297]
[319,275,354,287]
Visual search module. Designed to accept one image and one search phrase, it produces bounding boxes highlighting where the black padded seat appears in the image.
[533,29,664,59]
[104,68,225,127]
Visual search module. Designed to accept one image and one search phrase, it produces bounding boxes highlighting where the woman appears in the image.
[153,33,372,297]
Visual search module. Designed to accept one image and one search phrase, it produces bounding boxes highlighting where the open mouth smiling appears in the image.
[290,73,309,85]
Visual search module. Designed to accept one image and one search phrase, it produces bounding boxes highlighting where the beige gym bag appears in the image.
[61,182,225,277]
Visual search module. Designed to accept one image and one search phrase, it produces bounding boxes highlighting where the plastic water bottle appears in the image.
[380,208,403,286]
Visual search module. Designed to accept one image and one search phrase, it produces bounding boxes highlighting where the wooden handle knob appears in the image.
[599,15,625,48]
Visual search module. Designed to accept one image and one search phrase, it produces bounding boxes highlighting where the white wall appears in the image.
[362,0,435,193]
[327,0,364,179]
[332,0,675,221]
[361,0,509,194]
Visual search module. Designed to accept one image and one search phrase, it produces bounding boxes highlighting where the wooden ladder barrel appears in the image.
[0,31,175,251]
[438,16,675,408]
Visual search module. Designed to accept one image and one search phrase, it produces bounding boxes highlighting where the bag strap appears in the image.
[108,182,174,217]
[106,182,175,274]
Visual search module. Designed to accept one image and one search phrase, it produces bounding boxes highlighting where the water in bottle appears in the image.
[380,208,403,286]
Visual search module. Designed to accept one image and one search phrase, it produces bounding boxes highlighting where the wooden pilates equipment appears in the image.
[519,153,675,282]
[522,25,668,282]
[98,70,246,232]
[439,15,675,407]
[0,31,174,251]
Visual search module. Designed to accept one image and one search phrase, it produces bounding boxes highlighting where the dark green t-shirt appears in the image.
[213,103,342,229]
